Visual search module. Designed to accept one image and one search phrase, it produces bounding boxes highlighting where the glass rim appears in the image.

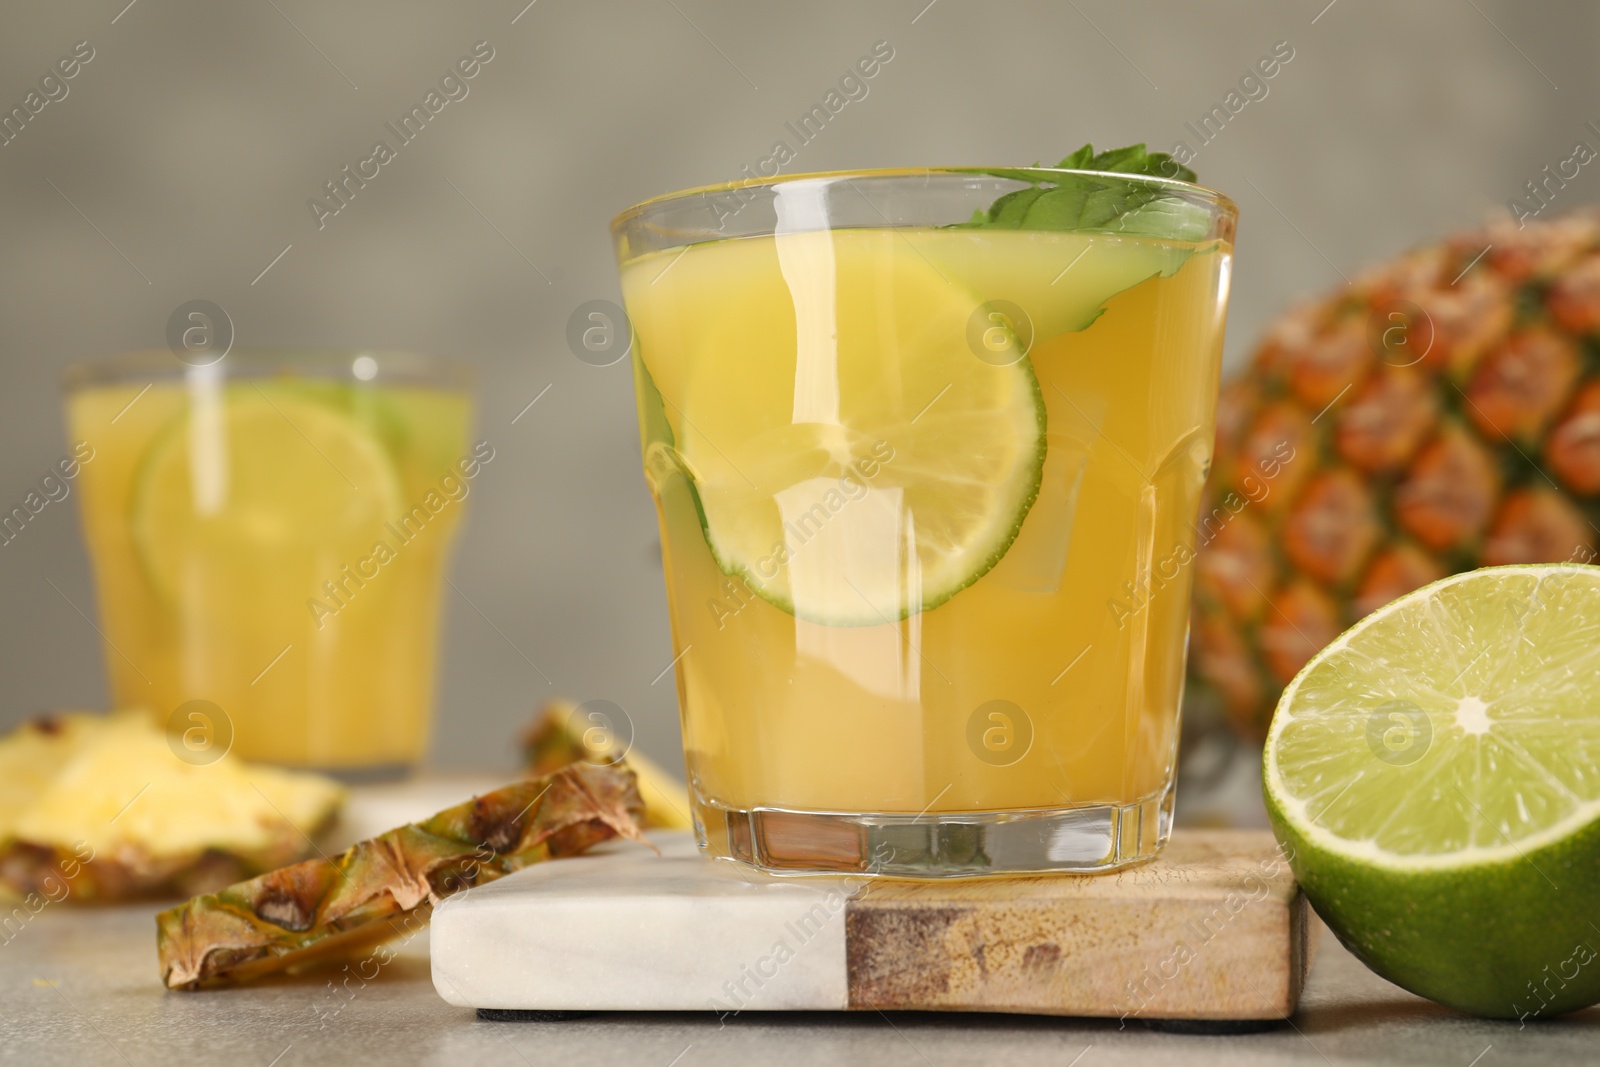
[610,165,1238,234]
[62,348,474,392]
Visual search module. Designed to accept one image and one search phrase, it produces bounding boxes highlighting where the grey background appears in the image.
[0,0,1588,775]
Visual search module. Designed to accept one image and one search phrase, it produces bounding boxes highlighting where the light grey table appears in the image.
[2,780,1593,1066]
[8,890,1598,1065]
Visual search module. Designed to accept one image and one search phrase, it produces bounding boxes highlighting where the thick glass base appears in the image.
[691,784,1174,878]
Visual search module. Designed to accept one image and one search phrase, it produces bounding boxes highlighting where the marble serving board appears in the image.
[430,829,1315,1021]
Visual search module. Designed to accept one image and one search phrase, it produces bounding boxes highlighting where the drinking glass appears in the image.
[65,350,474,774]
[613,169,1236,874]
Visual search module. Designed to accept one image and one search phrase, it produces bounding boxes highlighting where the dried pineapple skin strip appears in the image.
[157,761,647,990]
[522,699,693,830]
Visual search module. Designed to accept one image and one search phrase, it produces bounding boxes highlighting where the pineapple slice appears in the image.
[522,699,693,830]
[0,711,343,902]
[157,761,646,989]
[0,713,108,833]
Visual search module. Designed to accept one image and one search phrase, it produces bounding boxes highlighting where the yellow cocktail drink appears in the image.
[66,353,473,771]
[616,167,1235,873]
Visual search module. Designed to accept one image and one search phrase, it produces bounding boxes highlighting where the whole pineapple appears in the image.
[1192,207,1600,741]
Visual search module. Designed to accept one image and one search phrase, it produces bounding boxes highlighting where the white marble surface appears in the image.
[432,834,856,1013]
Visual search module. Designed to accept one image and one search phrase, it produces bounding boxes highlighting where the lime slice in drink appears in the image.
[641,233,1046,626]
[1264,564,1600,1018]
[132,386,402,601]
[924,230,1197,339]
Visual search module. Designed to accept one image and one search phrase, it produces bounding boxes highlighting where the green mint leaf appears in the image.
[1055,144,1097,170]
[1054,143,1197,183]
[954,143,1208,239]
[986,186,1051,228]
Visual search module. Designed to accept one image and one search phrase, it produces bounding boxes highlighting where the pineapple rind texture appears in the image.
[1193,208,1600,741]
[522,699,693,830]
[156,761,647,989]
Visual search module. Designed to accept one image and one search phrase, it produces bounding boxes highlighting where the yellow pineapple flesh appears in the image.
[0,711,343,902]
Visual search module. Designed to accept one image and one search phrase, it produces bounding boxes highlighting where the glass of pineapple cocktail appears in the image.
[65,350,474,774]
[614,158,1236,875]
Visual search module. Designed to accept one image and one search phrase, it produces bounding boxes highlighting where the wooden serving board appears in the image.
[430,829,1314,1021]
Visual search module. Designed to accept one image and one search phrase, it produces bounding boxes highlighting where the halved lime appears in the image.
[640,232,1046,626]
[133,386,402,601]
[1264,563,1600,1017]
